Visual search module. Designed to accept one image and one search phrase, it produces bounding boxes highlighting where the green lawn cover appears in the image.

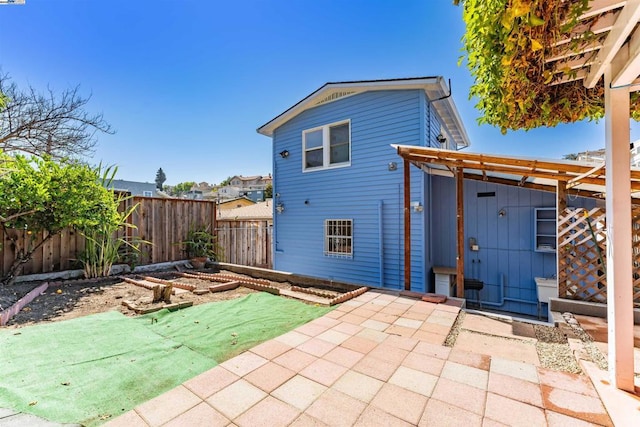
[0,293,331,426]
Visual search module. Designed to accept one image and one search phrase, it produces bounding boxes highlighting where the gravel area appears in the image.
[533,323,582,373]
[444,309,593,374]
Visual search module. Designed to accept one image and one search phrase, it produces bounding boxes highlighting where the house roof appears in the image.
[218,196,255,205]
[257,77,471,149]
[217,200,273,220]
[107,179,156,196]
[393,144,640,197]
[231,175,267,182]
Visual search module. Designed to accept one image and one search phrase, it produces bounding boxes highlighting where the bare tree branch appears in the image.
[0,73,114,159]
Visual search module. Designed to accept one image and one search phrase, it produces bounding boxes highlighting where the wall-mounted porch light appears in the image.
[276,203,285,213]
[436,133,447,144]
[279,150,290,158]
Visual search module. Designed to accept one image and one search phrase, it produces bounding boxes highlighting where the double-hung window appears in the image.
[303,120,351,171]
[324,219,353,258]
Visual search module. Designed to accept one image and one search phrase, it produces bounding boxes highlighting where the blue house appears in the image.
[258,77,597,317]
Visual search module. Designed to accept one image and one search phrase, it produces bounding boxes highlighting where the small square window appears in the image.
[143,191,152,197]
[324,219,353,258]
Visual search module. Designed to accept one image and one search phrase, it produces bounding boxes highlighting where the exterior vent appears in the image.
[477,192,496,198]
[315,91,356,105]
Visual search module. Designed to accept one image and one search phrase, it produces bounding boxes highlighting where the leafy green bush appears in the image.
[0,153,123,285]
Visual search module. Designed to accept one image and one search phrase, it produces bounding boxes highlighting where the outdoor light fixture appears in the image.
[279,150,290,158]
[276,203,285,214]
[388,162,397,171]
[498,208,506,217]
[436,133,447,144]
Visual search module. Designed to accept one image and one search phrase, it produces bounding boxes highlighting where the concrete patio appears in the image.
[100,289,628,426]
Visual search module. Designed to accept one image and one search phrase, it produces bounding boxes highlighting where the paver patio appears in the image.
[104,290,619,427]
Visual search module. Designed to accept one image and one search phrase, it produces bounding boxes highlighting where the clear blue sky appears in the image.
[1,1,638,185]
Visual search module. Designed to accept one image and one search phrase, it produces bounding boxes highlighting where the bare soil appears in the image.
[0,269,273,328]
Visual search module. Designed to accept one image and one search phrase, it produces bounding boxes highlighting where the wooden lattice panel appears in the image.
[558,207,607,303]
[558,207,640,308]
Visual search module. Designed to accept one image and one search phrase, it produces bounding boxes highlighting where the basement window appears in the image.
[303,120,351,171]
[324,219,353,258]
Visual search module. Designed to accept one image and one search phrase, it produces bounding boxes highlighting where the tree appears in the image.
[264,182,273,199]
[219,176,232,187]
[0,153,121,285]
[0,73,113,159]
[155,167,166,190]
[169,181,196,196]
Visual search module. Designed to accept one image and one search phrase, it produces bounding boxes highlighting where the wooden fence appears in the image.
[558,206,640,307]
[215,220,272,269]
[0,197,217,277]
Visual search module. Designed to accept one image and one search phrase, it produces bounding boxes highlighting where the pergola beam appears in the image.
[584,0,640,88]
[612,27,640,86]
[567,163,605,189]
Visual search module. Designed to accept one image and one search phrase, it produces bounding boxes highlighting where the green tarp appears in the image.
[0,293,332,426]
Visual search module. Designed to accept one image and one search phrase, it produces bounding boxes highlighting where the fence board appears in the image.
[0,197,217,278]
[215,220,272,269]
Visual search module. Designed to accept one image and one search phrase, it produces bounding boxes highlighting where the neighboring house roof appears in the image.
[574,140,640,167]
[218,196,256,210]
[217,200,273,220]
[107,179,157,197]
[257,76,471,149]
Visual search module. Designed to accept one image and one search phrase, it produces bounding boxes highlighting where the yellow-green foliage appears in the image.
[456,0,640,132]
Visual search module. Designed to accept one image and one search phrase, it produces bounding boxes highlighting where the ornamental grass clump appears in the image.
[78,165,143,278]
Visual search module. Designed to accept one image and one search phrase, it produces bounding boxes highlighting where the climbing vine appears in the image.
[455,0,640,133]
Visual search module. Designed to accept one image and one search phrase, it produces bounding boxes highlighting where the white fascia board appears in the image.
[257,77,443,137]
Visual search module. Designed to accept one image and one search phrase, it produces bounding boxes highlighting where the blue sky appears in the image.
[1,0,638,185]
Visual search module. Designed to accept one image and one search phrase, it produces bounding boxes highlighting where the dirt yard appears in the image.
[0,269,280,327]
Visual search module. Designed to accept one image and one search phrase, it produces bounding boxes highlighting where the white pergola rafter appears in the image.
[584,0,640,87]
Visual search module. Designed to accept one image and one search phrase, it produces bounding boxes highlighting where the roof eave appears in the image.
[257,77,471,139]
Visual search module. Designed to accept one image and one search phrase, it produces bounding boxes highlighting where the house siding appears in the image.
[431,175,597,316]
[272,90,435,291]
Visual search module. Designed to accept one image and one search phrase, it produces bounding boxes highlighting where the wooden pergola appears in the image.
[446,0,640,392]
[396,145,640,304]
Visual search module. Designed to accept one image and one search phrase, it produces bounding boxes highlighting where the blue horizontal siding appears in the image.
[272,90,428,290]
[431,175,596,316]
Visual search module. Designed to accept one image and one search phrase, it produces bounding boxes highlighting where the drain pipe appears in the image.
[477,273,537,307]
[378,200,384,287]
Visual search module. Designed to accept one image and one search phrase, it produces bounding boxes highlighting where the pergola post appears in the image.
[556,180,567,294]
[456,167,465,298]
[604,51,635,392]
[404,159,411,291]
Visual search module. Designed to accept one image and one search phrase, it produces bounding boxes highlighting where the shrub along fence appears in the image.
[0,197,217,277]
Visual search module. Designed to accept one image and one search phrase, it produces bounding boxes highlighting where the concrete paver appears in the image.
[430,377,486,415]
[100,290,618,427]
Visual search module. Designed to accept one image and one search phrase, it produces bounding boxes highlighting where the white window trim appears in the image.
[143,190,153,197]
[324,218,353,259]
[302,119,351,172]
